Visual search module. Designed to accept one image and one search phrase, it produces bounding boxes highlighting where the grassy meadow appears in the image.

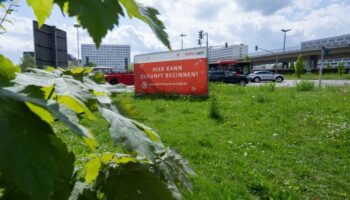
[58,83,350,200]
[284,72,350,80]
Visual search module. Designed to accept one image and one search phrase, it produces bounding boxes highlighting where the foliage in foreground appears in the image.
[0,56,194,199]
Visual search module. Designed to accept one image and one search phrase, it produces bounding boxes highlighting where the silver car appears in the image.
[247,71,284,82]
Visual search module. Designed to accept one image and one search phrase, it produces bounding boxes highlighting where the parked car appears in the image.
[247,71,284,82]
[208,70,249,86]
[105,72,134,85]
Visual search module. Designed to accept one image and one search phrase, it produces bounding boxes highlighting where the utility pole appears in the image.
[319,46,330,87]
[74,24,81,66]
[199,30,209,95]
[180,33,186,50]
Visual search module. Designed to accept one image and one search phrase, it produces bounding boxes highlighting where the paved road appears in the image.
[248,80,350,87]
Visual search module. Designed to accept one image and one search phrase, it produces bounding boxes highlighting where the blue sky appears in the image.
[1,0,350,63]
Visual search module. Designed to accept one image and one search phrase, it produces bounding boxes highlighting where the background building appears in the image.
[81,44,130,70]
[301,34,350,68]
[301,34,350,50]
[209,44,248,64]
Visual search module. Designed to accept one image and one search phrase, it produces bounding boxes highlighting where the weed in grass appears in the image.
[209,95,223,121]
[296,81,315,91]
[256,94,268,103]
[261,82,276,92]
[182,107,192,114]
[155,104,167,113]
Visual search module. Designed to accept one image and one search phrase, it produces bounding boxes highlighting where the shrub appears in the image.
[209,95,222,121]
[337,62,345,77]
[261,82,276,92]
[295,55,305,78]
[296,81,315,91]
[256,94,268,103]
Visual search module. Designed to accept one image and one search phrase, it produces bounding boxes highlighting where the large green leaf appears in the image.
[0,2,6,9]
[120,0,171,49]
[0,88,92,138]
[0,90,74,200]
[66,0,124,46]
[0,54,20,85]
[95,162,173,200]
[52,0,170,48]
[99,106,163,160]
[26,0,54,27]
[156,149,196,200]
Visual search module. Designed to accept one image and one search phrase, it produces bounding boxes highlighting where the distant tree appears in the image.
[128,63,134,71]
[84,61,96,67]
[20,54,36,71]
[337,62,345,77]
[295,55,305,78]
[243,55,250,62]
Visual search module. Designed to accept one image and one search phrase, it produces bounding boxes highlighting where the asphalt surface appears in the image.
[248,79,350,87]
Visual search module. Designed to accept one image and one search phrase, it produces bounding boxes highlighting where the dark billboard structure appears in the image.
[33,21,68,68]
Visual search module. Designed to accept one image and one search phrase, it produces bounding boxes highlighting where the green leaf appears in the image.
[99,107,163,160]
[26,102,55,125]
[95,163,173,200]
[0,25,6,32]
[156,149,196,199]
[0,2,5,9]
[120,0,171,49]
[84,156,101,184]
[26,0,54,27]
[132,121,161,143]
[0,54,21,84]
[58,95,95,120]
[0,90,74,200]
[3,19,14,25]
[66,0,124,47]
[89,72,106,84]
[1,88,93,138]
[69,181,98,200]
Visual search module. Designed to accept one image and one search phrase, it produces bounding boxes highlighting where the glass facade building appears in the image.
[81,44,131,70]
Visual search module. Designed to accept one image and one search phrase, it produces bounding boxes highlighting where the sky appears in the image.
[1,0,350,64]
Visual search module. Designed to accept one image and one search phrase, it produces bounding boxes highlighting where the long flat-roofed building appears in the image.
[81,44,130,70]
[209,44,248,64]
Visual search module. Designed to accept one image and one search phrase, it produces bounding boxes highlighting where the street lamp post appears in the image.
[255,45,278,74]
[281,29,291,52]
[74,24,82,66]
[180,33,187,50]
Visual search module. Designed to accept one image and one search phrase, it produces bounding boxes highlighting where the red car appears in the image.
[105,72,134,85]
[93,67,134,85]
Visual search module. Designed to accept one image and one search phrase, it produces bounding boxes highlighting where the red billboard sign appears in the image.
[134,48,208,95]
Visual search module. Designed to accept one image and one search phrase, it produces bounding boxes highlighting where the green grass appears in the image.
[115,84,350,199]
[285,73,350,80]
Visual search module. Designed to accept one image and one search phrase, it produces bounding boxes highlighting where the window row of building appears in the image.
[301,34,350,50]
[81,44,130,70]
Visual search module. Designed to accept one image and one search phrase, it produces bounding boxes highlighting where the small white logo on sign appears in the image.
[142,81,148,89]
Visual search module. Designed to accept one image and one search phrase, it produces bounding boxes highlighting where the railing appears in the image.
[247,43,350,58]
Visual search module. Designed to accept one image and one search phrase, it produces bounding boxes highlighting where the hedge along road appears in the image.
[248,80,350,87]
